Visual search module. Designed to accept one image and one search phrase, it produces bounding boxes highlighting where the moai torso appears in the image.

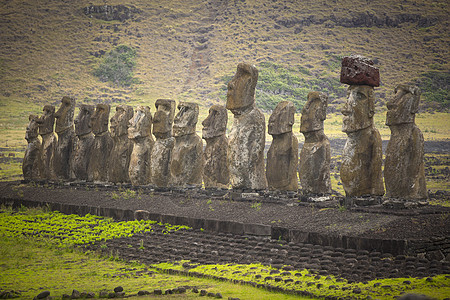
[109,105,134,183]
[128,106,154,186]
[72,104,95,181]
[202,105,229,189]
[384,85,427,200]
[171,102,203,187]
[227,63,267,190]
[151,99,176,187]
[37,105,57,180]
[23,115,42,180]
[299,92,331,194]
[54,97,76,180]
[88,104,113,182]
[266,101,298,191]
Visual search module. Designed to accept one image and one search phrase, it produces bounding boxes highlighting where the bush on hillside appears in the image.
[94,45,137,86]
[417,71,449,109]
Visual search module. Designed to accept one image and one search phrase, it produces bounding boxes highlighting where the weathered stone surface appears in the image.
[340,85,384,197]
[171,102,203,187]
[202,105,229,189]
[37,105,57,180]
[151,99,176,187]
[72,104,95,181]
[385,85,427,200]
[227,63,267,190]
[299,92,331,194]
[109,105,134,183]
[266,101,298,191]
[23,115,42,180]
[54,96,76,180]
[340,55,380,87]
[88,104,113,182]
[128,106,153,186]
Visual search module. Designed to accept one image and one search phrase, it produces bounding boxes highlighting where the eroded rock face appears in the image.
[202,105,229,189]
[384,85,427,200]
[266,101,298,191]
[109,105,134,183]
[128,106,154,186]
[171,102,203,187]
[227,63,267,190]
[88,104,113,182]
[37,105,57,180]
[54,97,76,180]
[299,92,331,194]
[23,115,42,180]
[72,104,95,181]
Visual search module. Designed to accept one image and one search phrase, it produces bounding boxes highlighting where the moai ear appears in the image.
[368,88,375,118]
[410,86,421,114]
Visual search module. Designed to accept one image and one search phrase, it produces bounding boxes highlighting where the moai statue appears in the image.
[88,104,113,182]
[36,105,57,180]
[53,96,76,180]
[299,92,331,194]
[340,55,384,197]
[23,115,42,180]
[151,99,176,187]
[226,63,267,190]
[384,85,427,200]
[72,104,95,181]
[128,106,154,186]
[202,105,229,189]
[266,101,298,191]
[170,102,204,187]
[108,105,134,183]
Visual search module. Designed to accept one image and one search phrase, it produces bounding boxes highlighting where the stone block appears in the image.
[218,220,244,235]
[271,226,290,242]
[340,55,380,87]
[244,223,271,236]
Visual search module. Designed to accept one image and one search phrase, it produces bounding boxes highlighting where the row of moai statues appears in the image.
[23,58,427,200]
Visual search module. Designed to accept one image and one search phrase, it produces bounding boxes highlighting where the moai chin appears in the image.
[202,105,229,189]
[128,106,154,186]
[266,101,298,191]
[108,105,134,183]
[23,115,42,180]
[36,105,57,180]
[151,99,176,187]
[384,85,427,200]
[339,56,384,197]
[88,104,113,182]
[227,63,267,190]
[170,102,203,187]
[72,104,95,181]
[53,96,76,180]
[299,92,331,194]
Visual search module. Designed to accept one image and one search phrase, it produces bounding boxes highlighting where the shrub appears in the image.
[94,45,137,86]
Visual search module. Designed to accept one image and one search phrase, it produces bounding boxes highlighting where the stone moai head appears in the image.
[74,104,95,137]
[90,104,110,135]
[152,99,176,138]
[37,105,55,136]
[110,105,134,138]
[300,92,328,133]
[202,105,228,139]
[128,106,152,139]
[386,84,421,126]
[54,96,75,133]
[226,63,258,115]
[25,115,39,142]
[268,101,295,136]
[173,102,199,137]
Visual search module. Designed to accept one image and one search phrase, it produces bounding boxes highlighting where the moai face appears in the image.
[74,104,95,137]
[90,104,110,135]
[386,84,420,126]
[202,105,228,139]
[110,105,133,138]
[128,106,152,139]
[341,85,374,133]
[25,115,39,141]
[54,96,75,133]
[226,63,258,115]
[37,105,55,135]
[268,101,295,136]
[173,102,199,137]
[152,99,176,138]
[300,92,328,133]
